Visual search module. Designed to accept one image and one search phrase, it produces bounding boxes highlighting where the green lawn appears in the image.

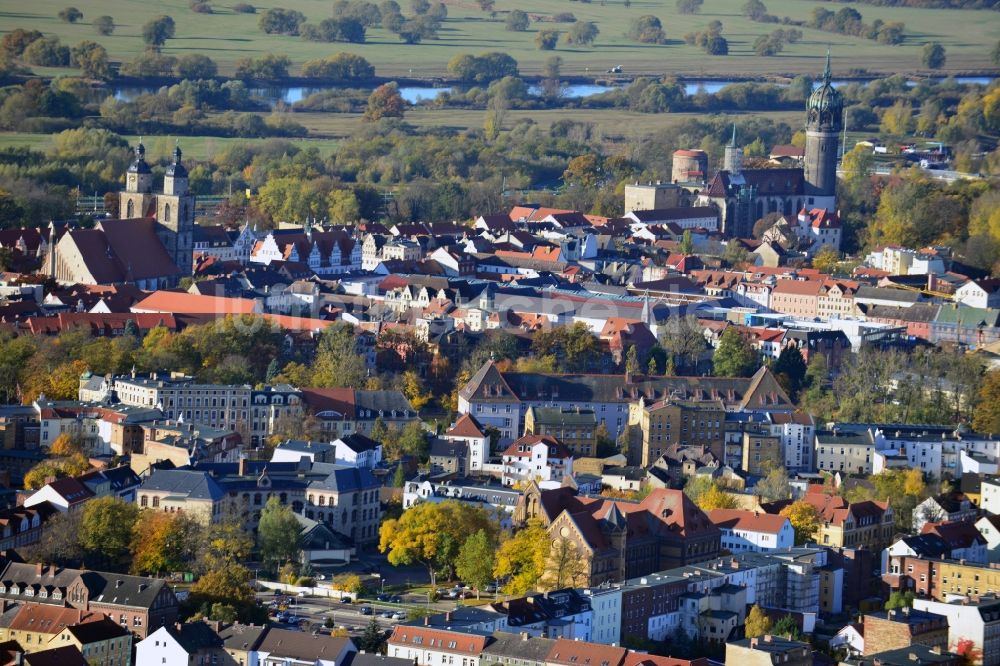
[2,0,998,79]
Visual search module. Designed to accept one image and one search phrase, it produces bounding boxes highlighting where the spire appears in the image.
[173,140,182,164]
[730,123,737,147]
[137,137,145,157]
[823,48,832,83]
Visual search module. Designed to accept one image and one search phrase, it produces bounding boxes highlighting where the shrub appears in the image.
[233,2,256,12]
[627,15,666,44]
[258,8,306,35]
[505,10,529,31]
[58,7,83,23]
[535,30,560,49]
[93,16,115,35]
[176,54,218,79]
[142,15,176,46]
[552,12,576,22]
[191,1,214,13]
[301,52,375,80]
[23,37,70,67]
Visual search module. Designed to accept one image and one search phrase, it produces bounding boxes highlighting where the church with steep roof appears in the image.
[46,142,195,288]
[697,53,843,239]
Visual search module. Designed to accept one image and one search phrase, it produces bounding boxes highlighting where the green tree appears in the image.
[565,21,599,46]
[696,482,739,510]
[713,328,759,377]
[780,500,820,545]
[258,8,306,34]
[359,617,387,653]
[176,54,218,79]
[812,245,841,275]
[71,41,110,79]
[772,615,801,640]
[627,15,666,44]
[379,500,497,584]
[365,82,405,121]
[392,464,407,487]
[93,15,115,35]
[885,590,915,610]
[535,30,560,50]
[23,37,70,66]
[755,464,791,502]
[493,519,548,595]
[455,529,495,596]
[142,15,176,46]
[542,537,587,590]
[880,100,914,137]
[746,604,772,638]
[505,10,529,31]
[743,0,768,19]
[309,323,368,388]
[257,496,302,569]
[59,7,83,22]
[922,42,946,69]
[973,369,1000,434]
[80,496,140,568]
[676,0,703,14]
[679,229,694,255]
[772,345,807,401]
[659,315,705,374]
[130,510,200,575]
[624,345,640,377]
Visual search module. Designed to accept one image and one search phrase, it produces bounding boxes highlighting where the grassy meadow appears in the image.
[2,0,998,79]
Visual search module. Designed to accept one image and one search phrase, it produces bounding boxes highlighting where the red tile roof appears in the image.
[132,291,258,315]
[389,626,488,655]
[446,414,486,439]
[503,434,573,459]
[708,508,790,535]
[547,638,627,666]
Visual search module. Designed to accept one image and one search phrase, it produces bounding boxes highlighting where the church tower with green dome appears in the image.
[804,51,842,211]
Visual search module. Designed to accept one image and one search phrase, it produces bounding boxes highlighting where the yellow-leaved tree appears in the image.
[493,519,549,596]
[780,499,820,545]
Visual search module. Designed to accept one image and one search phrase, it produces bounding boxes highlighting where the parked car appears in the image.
[360,606,373,615]
[377,594,390,602]
[389,595,402,603]
[380,611,394,618]
[391,612,406,620]
[340,597,352,603]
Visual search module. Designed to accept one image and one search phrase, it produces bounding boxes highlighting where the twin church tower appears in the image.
[119,141,195,273]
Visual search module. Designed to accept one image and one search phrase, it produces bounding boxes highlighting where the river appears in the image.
[113,76,995,106]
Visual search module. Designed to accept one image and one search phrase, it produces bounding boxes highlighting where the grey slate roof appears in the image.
[80,571,171,610]
[139,469,226,501]
[481,633,557,663]
[307,464,379,493]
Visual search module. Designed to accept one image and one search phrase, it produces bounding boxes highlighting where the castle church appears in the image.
[47,142,194,288]
[697,53,843,239]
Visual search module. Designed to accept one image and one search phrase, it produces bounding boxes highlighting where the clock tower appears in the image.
[119,141,156,220]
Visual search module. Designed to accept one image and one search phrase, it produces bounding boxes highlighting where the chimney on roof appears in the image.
[424,616,430,626]
[521,632,529,641]
[35,563,41,576]
[239,458,247,476]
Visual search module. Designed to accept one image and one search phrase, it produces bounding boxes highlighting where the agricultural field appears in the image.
[2,0,998,79]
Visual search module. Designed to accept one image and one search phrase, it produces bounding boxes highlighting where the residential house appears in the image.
[388,625,490,666]
[912,495,978,532]
[862,608,949,656]
[545,638,627,666]
[524,407,599,459]
[501,436,574,488]
[707,509,795,552]
[442,414,489,475]
[725,636,811,666]
[256,628,355,666]
[135,622,224,666]
[458,362,793,444]
[770,280,823,318]
[954,279,1000,310]
[793,489,894,551]
[481,633,555,666]
[912,597,1000,666]
[136,469,229,524]
[49,616,133,666]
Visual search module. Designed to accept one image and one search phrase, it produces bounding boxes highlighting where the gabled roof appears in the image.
[389,625,489,655]
[446,413,487,439]
[132,291,258,315]
[546,638,627,666]
[708,508,790,535]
